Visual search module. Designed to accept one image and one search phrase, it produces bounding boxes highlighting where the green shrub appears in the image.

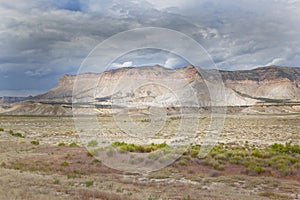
[245,160,265,175]
[229,155,243,164]
[69,142,78,147]
[89,148,103,156]
[209,145,226,157]
[7,129,25,138]
[85,180,94,187]
[269,155,298,167]
[1,162,6,167]
[92,158,101,163]
[65,153,71,159]
[87,151,93,157]
[116,187,124,193]
[0,128,4,131]
[293,162,300,169]
[270,142,300,154]
[11,132,25,138]
[291,144,300,154]
[179,159,188,166]
[61,161,69,167]
[58,142,66,146]
[215,153,228,161]
[141,118,151,122]
[111,141,168,153]
[157,142,168,148]
[251,148,261,157]
[203,156,224,171]
[30,140,39,145]
[254,166,265,174]
[28,167,36,172]
[182,195,191,200]
[189,145,200,158]
[12,162,27,170]
[277,163,293,176]
[87,140,98,147]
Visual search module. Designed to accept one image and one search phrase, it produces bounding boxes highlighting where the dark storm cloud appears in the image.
[0,0,300,96]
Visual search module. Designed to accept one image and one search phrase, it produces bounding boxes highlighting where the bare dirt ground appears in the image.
[0,114,299,200]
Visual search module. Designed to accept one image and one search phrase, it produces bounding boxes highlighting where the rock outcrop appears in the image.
[1,65,300,115]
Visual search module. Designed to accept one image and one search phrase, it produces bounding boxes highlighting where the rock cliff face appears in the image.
[0,96,32,104]
[221,66,300,101]
[36,65,259,107]
[1,65,300,115]
[37,65,300,106]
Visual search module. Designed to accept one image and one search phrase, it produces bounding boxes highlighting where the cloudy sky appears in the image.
[1,0,300,96]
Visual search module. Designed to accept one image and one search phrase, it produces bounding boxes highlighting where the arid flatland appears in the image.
[0,114,299,200]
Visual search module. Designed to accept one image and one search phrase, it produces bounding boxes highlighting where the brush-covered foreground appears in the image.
[0,114,299,199]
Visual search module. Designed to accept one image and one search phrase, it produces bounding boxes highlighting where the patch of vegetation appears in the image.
[61,161,69,167]
[181,195,191,200]
[202,156,225,171]
[88,147,103,156]
[65,153,71,159]
[30,140,39,145]
[259,191,291,199]
[12,162,27,170]
[112,141,168,153]
[0,127,4,131]
[69,142,78,147]
[188,145,200,158]
[178,159,188,166]
[270,142,300,154]
[87,140,98,147]
[85,180,94,187]
[1,162,6,167]
[12,132,25,138]
[148,168,175,179]
[67,173,81,179]
[251,148,271,158]
[245,161,266,175]
[182,142,300,176]
[141,118,151,122]
[28,166,37,172]
[8,130,25,138]
[58,142,66,146]
[87,151,93,157]
[116,187,124,193]
[92,158,101,163]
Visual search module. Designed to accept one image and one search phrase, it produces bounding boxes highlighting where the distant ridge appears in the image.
[1,65,300,115]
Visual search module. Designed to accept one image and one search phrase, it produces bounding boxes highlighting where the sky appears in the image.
[1,0,300,97]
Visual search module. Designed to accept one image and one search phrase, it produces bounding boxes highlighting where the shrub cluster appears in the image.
[185,142,300,176]
[112,141,168,153]
[8,130,25,138]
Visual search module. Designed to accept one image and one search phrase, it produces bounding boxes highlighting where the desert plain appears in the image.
[0,112,299,200]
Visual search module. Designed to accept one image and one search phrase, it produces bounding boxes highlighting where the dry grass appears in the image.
[0,114,299,199]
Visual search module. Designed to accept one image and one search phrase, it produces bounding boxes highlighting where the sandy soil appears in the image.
[0,114,299,200]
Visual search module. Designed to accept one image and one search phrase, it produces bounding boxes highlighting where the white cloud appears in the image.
[1,0,300,96]
[111,61,133,68]
[265,58,286,66]
[25,67,52,77]
[147,0,197,10]
[164,57,183,69]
